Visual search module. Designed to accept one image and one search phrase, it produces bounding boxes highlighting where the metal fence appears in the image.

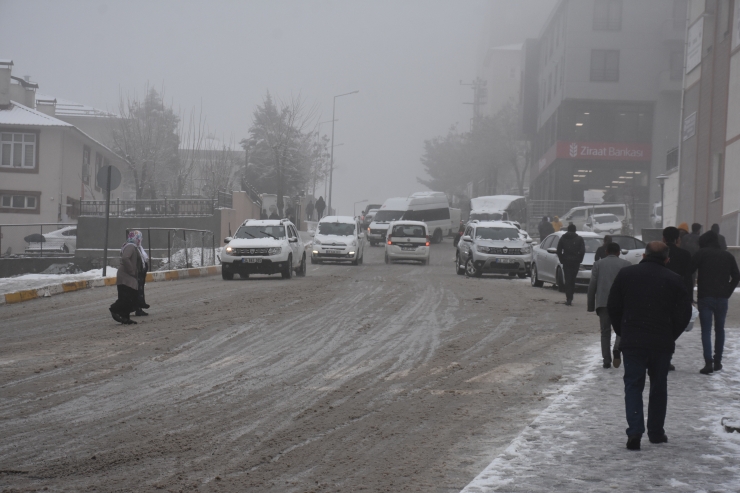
[125,227,217,270]
[216,191,232,209]
[81,198,218,217]
[0,223,77,258]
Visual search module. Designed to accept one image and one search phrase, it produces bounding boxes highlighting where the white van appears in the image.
[367,192,452,245]
[469,195,527,225]
[561,204,631,233]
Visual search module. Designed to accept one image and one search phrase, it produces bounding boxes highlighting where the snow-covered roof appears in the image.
[0,59,13,66]
[319,215,355,224]
[0,101,73,127]
[35,93,117,118]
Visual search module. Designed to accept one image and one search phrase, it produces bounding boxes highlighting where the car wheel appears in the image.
[384,252,390,264]
[432,228,443,244]
[531,263,544,287]
[556,266,565,292]
[465,257,482,278]
[296,254,307,276]
[351,256,359,266]
[222,267,234,280]
[282,255,293,279]
[310,256,317,264]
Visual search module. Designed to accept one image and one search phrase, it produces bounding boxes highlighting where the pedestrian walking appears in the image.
[711,224,728,251]
[588,242,631,368]
[538,216,555,240]
[306,200,315,221]
[315,196,326,220]
[109,230,144,325]
[556,223,585,306]
[135,240,150,317]
[680,223,702,256]
[663,226,693,296]
[607,241,692,450]
[269,210,279,219]
[593,235,613,262]
[551,215,563,232]
[690,230,740,374]
[260,209,268,220]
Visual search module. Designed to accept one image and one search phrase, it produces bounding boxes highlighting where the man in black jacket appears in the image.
[538,216,554,240]
[663,227,693,295]
[690,231,740,374]
[557,223,585,306]
[608,241,692,450]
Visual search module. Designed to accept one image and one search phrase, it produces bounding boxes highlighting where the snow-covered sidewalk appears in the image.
[461,327,740,492]
[0,268,116,296]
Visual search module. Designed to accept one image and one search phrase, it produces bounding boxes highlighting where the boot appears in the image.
[134,309,149,316]
[713,359,723,372]
[700,360,714,375]
[626,435,641,450]
[109,308,125,324]
[612,350,621,368]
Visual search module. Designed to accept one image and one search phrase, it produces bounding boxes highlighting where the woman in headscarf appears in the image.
[135,238,150,316]
[109,230,143,324]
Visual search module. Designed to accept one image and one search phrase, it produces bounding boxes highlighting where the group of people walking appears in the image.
[109,230,150,325]
[577,221,739,450]
[537,215,563,239]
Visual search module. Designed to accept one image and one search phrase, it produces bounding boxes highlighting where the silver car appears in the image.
[455,221,533,278]
[530,231,603,290]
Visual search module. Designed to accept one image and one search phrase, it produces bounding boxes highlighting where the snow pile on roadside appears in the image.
[460,328,740,492]
[157,247,221,271]
[0,268,117,296]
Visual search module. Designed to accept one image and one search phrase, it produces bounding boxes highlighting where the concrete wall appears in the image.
[662,166,680,227]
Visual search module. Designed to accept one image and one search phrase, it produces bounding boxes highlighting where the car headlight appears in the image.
[351,240,357,247]
[268,247,282,255]
[314,238,321,245]
[476,245,489,253]
[521,245,531,254]
[225,246,234,253]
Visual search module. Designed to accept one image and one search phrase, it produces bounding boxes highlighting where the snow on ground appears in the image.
[0,268,117,296]
[461,326,740,492]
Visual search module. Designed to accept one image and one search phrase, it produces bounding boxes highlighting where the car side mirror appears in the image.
[289,237,298,243]
[224,237,233,243]
[547,247,557,254]
[526,238,533,243]
[621,249,628,255]
[462,235,473,242]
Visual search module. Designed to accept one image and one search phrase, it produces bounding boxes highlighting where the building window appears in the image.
[712,153,723,200]
[670,50,684,80]
[666,147,679,170]
[593,0,622,31]
[0,190,41,214]
[82,146,91,184]
[94,153,104,191]
[590,49,620,81]
[1,132,37,171]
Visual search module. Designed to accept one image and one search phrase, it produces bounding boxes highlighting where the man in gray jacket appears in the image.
[588,242,631,368]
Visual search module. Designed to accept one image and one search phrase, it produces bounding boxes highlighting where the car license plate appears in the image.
[326,249,342,254]
[242,258,261,263]
[495,258,514,263]
[401,246,416,251]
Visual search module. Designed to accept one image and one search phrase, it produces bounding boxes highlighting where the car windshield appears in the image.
[470,211,504,221]
[475,227,520,241]
[583,237,603,253]
[594,214,619,224]
[234,225,286,239]
[318,222,355,236]
[374,210,405,222]
[391,224,426,238]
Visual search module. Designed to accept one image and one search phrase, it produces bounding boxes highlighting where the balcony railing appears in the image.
[80,198,217,217]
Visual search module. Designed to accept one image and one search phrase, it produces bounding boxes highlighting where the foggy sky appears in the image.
[0,0,556,215]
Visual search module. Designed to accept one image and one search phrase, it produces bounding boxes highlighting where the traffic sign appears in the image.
[96,164,122,191]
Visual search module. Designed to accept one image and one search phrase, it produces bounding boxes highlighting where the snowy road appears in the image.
[1,239,738,492]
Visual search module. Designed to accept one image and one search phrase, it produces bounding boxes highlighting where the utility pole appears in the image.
[461,78,487,131]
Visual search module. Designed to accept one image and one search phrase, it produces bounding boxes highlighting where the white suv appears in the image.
[311,215,365,265]
[455,220,533,278]
[221,219,306,280]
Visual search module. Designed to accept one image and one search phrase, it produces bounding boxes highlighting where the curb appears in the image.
[0,265,220,306]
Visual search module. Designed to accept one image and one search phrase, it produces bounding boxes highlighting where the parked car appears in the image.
[530,231,602,290]
[24,226,77,254]
[384,221,431,265]
[221,219,306,280]
[455,220,533,278]
[561,203,632,234]
[311,215,365,265]
[608,235,646,265]
[583,213,623,235]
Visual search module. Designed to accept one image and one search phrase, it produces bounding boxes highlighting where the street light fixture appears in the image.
[354,199,368,218]
[656,174,668,229]
[329,90,359,215]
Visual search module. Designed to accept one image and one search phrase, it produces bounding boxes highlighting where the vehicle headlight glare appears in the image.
[268,247,282,255]
[225,246,233,253]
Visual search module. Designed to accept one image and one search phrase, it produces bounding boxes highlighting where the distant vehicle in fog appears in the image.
[312,215,365,265]
[24,226,77,254]
[561,204,631,233]
[368,192,453,245]
[583,213,622,235]
[469,195,527,225]
[384,221,431,265]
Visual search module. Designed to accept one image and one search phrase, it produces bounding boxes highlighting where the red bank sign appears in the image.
[557,141,652,161]
[537,141,652,176]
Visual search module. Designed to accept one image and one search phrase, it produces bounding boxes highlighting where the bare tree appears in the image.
[169,105,206,198]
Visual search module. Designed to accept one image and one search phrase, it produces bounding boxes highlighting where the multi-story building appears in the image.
[673,0,739,243]
[522,0,687,227]
[477,43,523,117]
[0,59,125,254]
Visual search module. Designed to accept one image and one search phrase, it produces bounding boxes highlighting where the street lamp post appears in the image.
[656,174,668,229]
[329,90,359,215]
[354,199,368,218]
